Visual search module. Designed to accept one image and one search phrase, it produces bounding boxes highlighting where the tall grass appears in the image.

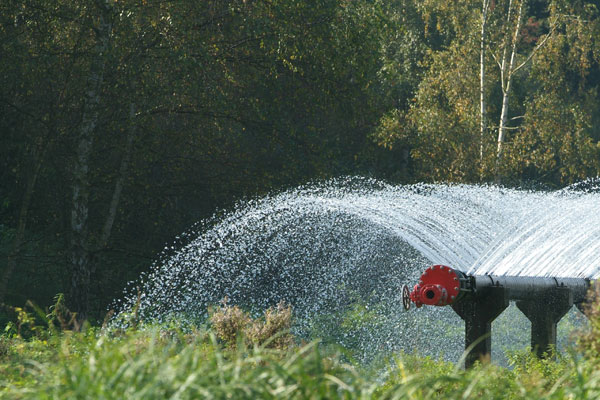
[2,296,600,399]
[1,327,378,399]
[3,325,600,399]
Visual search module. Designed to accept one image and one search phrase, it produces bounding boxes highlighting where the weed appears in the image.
[209,298,294,350]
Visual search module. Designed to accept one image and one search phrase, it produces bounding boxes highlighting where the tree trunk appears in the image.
[70,1,113,319]
[495,0,524,184]
[480,0,490,179]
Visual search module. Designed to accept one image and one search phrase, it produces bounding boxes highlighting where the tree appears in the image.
[373,0,591,184]
[0,0,65,304]
[503,0,600,184]
[492,0,556,182]
[1,0,399,318]
[375,0,483,181]
[480,0,491,173]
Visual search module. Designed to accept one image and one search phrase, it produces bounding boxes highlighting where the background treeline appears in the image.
[1,0,599,320]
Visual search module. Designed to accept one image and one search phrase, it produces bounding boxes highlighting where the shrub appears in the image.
[209,299,293,350]
[209,300,252,345]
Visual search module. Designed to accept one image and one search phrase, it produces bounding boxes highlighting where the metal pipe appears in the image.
[472,275,589,303]
[406,265,589,308]
[403,264,591,367]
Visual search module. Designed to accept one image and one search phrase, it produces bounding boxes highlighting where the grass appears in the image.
[1,326,373,399]
[1,325,599,399]
[3,298,600,399]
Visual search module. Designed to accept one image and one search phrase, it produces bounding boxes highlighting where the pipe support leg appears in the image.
[451,287,509,368]
[516,287,573,358]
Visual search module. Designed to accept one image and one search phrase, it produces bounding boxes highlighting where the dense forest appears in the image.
[1,0,599,320]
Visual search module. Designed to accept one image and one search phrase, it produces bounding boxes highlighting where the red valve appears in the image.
[409,265,462,308]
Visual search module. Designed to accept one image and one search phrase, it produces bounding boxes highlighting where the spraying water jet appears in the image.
[114,178,600,363]
[404,265,591,367]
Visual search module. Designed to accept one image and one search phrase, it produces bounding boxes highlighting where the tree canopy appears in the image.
[1,0,599,318]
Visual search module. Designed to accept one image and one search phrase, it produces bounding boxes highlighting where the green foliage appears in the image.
[503,1,600,184]
[4,321,600,399]
[7,290,600,398]
[6,290,600,398]
[577,283,600,359]
[0,327,377,399]
[2,0,600,325]
[507,349,569,387]
[375,0,600,184]
[1,293,88,343]
[0,0,405,316]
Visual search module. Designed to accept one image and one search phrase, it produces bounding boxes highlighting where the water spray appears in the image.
[114,180,600,363]
[403,265,591,367]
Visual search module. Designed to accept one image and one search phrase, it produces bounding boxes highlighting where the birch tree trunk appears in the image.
[480,0,491,179]
[70,0,113,319]
[495,0,524,184]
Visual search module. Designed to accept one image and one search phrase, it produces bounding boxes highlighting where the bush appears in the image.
[209,299,294,350]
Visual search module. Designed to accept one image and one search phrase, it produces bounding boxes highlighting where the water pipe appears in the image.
[402,265,591,368]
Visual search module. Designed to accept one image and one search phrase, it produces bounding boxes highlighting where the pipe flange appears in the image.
[409,265,462,307]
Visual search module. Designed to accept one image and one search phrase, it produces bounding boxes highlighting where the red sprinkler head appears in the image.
[408,265,462,308]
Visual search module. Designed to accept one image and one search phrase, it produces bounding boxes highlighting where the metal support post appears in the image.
[451,286,509,368]
[516,287,573,358]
